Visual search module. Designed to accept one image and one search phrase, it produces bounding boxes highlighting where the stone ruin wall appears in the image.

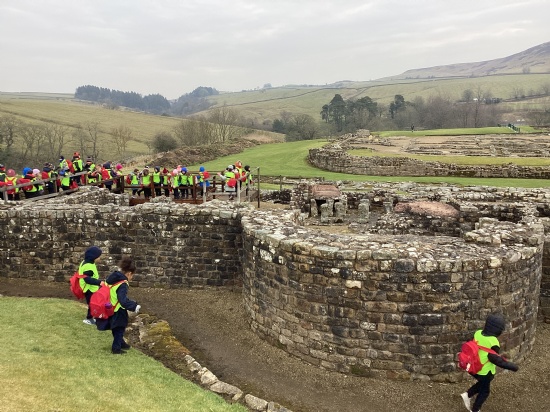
[0,189,243,288]
[308,147,550,179]
[1,186,549,381]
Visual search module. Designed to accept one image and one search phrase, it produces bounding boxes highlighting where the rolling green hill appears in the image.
[202,73,550,124]
[201,42,550,123]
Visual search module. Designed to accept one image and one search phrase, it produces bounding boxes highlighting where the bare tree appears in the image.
[528,108,550,127]
[0,115,21,151]
[44,124,67,161]
[284,114,319,141]
[110,125,133,157]
[207,106,240,143]
[84,120,101,161]
[173,118,214,146]
[18,123,46,165]
[71,123,89,156]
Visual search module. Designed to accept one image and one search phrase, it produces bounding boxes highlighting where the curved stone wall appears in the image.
[0,186,545,381]
[240,210,542,381]
[308,147,550,179]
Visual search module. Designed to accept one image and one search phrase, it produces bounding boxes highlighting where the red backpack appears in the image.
[69,272,87,300]
[457,340,498,374]
[101,169,111,180]
[67,160,75,173]
[89,281,127,319]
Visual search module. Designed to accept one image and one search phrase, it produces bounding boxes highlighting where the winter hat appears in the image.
[103,162,111,169]
[199,166,205,172]
[32,168,40,176]
[23,167,32,176]
[182,167,188,173]
[483,313,505,337]
[73,152,80,158]
[172,168,179,176]
[115,163,123,170]
[86,157,92,163]
[84,246,102,262]
[59,156,65,161]
[7,169,15,177]
[154,166,160,172]
[227,165,234,170]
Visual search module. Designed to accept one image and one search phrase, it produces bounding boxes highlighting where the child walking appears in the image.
[460,313,519,412]
[79,246,103,325]
[96,256,141,354]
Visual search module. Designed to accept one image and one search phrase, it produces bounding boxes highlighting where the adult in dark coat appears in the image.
[96,256,141,354]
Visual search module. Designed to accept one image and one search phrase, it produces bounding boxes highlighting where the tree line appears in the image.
[74,85,219,116]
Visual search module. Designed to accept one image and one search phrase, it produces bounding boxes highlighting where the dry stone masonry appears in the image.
[308,134,550,179]
[1,184,550,382]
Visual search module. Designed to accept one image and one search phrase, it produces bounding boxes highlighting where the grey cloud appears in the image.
[0,0,548,98]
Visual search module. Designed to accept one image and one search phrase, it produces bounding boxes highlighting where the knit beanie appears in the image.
[84,246,103,262]
[483,313,505,337]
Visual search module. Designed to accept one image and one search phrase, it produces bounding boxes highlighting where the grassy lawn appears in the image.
[191,139,550,188]
[0,297,247,412]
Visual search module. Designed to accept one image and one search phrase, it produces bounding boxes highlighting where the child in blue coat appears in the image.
[96,256,141,354]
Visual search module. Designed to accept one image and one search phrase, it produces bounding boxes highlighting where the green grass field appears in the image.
[0,297,247,412]
[192,139,550,189]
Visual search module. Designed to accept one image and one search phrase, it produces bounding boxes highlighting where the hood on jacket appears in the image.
[84,246,102,262]
[106,270,128,285]
[482,313,505,337]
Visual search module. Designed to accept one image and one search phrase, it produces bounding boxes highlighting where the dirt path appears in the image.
[2,278,549,412]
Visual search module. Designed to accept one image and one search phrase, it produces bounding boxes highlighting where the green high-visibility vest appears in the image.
[473,330,499,376]
[109,280,129,312]
[78,261,100,293]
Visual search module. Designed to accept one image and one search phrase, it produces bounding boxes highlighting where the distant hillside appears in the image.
[388,41,550,79]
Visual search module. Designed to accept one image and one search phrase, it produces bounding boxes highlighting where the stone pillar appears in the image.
[310,199,318,217]
[327,199,334,217]
[334,202,345,223]
[358,199,370,223]
[383,198,394,213]
[320,203,331,223]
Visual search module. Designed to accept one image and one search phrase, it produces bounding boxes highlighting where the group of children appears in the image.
[2,157,255,202]
[0,153,124,200]
[77,246,140,355]
[126,161,253,200]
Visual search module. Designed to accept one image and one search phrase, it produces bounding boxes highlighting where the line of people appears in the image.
[1,156,254,202]
[0,153,124,201]
[127,161,253,200]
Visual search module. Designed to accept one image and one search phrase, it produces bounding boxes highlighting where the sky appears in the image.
[1,0,548,100]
